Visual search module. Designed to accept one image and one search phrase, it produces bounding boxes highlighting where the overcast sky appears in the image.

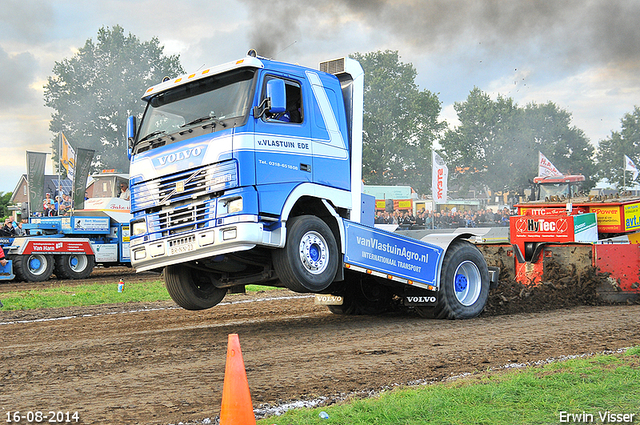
[1,0,639,194]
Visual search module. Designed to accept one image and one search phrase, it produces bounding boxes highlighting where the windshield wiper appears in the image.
[181,115,227,129]
[137,130,167,144]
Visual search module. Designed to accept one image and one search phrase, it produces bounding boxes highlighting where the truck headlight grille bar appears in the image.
[132,160,238,210]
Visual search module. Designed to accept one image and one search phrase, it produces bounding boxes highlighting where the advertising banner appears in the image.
[61,132,76,180]
[538,152,563,177]
[26,151,47,216]
[72,148,95,210]
[624,202,640,232]
[344,220,443,286]
[432,151,448,204]
[573,213,598,243]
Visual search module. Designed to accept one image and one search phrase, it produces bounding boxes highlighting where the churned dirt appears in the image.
[1,273,640,425]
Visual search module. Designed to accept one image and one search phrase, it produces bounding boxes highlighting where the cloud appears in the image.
[0,47,39,107]
[0,0,55,43]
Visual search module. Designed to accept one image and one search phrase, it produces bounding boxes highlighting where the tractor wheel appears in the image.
[420,240,489,319]
[13,254,55,282]
[165,264,226,310]
[55,254,95,279]
[273,215,339,293]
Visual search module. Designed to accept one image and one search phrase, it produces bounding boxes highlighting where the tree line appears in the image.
[43,27,639,198]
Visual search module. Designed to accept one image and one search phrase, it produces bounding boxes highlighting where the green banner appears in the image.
[26,151,47,216]
[72,148,95,210]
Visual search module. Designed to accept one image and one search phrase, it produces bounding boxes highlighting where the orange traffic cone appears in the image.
[220,333,256,425]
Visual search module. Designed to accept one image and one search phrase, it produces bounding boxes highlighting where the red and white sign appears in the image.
[22,239,95,255]
[510,215,575,259]
[432,151,448,204]
[538,152,563,177]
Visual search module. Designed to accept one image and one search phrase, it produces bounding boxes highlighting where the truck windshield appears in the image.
[538,183,570,200]
[135,68,256,152]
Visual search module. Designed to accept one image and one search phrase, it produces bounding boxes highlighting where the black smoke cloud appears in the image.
[238,0,640,69]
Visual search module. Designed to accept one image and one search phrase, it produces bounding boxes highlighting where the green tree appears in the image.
[441,88,595,196]
[0,192,12,219]
[596,106,640,189]
[44,25,184,174]
[351,50,445,195]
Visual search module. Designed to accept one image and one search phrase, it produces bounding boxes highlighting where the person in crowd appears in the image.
[60,194,72,215]
[46,203,58,217]
[0,244,7,268]
[14,219,26,236]
[119,183,131,201]
[2,218,16,236]
[42,193,52,213]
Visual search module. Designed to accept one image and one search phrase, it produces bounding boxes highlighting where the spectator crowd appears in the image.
[374,207,514,229]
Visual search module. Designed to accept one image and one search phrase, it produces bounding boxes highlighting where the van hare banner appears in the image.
[432,151,448,204]
[538,152,563,177]
[344,220,444,286]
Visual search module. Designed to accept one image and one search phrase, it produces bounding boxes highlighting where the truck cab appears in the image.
[126,52,494,319]
[532,175,585,202]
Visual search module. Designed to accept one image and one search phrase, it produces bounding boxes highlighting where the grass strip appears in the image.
[259,347,640,425]
[0,280,280,310]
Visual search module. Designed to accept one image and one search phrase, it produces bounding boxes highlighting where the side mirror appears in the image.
[126,116,136,159]
[266,79,286,113]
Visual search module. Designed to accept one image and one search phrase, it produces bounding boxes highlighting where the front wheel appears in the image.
[165,264,227,310]
[273,215,339,293]
[424,240,489,319]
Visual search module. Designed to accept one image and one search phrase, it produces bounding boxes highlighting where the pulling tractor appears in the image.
[0,171,132,283]
[479,174,640,302]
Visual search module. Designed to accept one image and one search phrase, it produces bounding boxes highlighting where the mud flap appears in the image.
[488,266,500,289]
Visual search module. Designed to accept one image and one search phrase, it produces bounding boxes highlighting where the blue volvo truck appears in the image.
[126,51,498,318]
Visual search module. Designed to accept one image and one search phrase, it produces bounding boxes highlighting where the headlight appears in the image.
[132,219,147,236]
[228,197,243,214]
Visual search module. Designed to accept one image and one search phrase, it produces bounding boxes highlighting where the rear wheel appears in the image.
[418,240,489,319]
[13,254,54,282]
[165,264,226,310]
[55,254,95,279]
[273,215,339,293]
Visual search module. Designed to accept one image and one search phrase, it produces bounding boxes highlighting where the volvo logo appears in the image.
[157,146,204,166]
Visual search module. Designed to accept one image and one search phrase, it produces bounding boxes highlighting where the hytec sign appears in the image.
[513,216,571,237]
[510,213,598,260]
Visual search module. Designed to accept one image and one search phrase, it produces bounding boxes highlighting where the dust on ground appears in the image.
[2,281,640,425]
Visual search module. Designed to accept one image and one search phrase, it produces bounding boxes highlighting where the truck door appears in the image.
[254,75,312,186]
[306,71,350,191]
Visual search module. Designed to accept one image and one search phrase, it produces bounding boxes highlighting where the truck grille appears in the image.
[132,160,238,210]
[158,203,210,236]
[320,58,345,75]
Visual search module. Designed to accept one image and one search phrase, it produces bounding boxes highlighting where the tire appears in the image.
[273,215,339,293]
[12,254,54,282]
[165,264,227,310]
[55,254,95,279]
[430,240,489,319]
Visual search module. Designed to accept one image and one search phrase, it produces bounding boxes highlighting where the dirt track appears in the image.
[2,283,640,425]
